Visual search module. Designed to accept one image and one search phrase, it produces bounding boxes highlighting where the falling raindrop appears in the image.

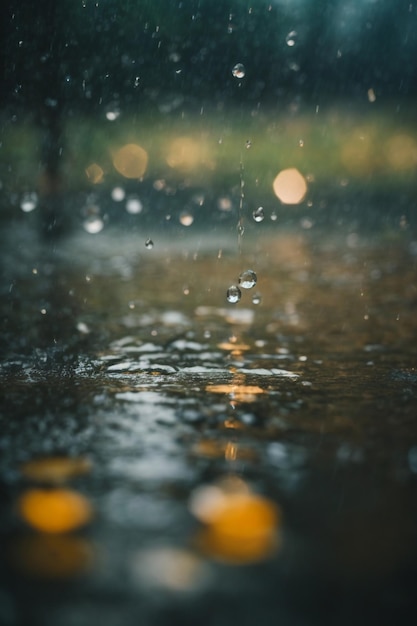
[227,285,241,303]
[111,187,126,201]
[83,216,104,234]
[239,270,257,289]
[145,238,154,249]
[126,197,143,214]
[245,140,252,149]
[20,192,38,213]
[179,211,194,226]
[232,63,245,79]
[286,30,298,46]
[237,221,245,237]
[252,207,265,223]
[270,211,278,222]
[252,293,262,305]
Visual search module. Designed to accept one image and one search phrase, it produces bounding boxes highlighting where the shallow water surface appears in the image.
[1,223,417,626]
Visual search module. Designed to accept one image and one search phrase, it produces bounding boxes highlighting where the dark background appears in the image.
[1,0,416,116]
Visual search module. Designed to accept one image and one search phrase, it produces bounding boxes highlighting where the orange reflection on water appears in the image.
[112,143,148,178]
[11,535,94,579]
[191,479,280,564]
[206,382,264,403]
[192,439,256,461]
[20,456,92,484]
[18,488,93,534]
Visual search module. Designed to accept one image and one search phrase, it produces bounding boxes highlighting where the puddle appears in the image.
[1,223,417,625]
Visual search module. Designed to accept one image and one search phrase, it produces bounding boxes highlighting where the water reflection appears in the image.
[191,477,280,565]
[20,456,92,484]
[11,535,94,579]
[18,488,93,534]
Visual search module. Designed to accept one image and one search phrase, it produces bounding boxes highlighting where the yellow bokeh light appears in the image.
[385,134,417,171]
[194,490,280,564]
[112,143,148,179]
[166,136,214,171]
[272,168,307,204]
[18,488,93,534]
[340,132,374,174]
[20,456,92,484]
[85,163,104,184]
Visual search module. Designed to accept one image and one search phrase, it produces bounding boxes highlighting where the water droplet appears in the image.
[270,211,278,222]
[286,30,298,47]
[237,222,245,237]
[218,197,232,211]
[106,110,120,121]
[252,293,262,305]
[145,238,154,249]
[232,63,245,79]
[180,211,194,226]
[111,186,125,201]
[126,197,143,214]
[227,285,241,303]
[252,207,265,223]
[298,139,304,148]
[20,192,38,213]
[245,140,252,149]
[239,270,257,289]
[83,216,104,234]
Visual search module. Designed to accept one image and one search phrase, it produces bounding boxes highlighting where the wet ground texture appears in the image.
[1,214,417,626]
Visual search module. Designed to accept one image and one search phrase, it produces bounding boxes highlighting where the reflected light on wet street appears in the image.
[20,456,92,484]
[18,489,93,534]
[191,478,280,564]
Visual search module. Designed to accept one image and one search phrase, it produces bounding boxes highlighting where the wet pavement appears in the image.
[1,215,417,626]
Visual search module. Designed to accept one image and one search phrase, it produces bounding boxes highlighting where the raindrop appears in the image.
[237,222,245,237]
[245,140,252,149]
[252,207,265,223]
[239,270,257,289]
[270,211,278,222]
[232,63,245,79]
[20,192,38,213]
[180,211,194,226]
[218,197,232,211]
[111,186,125,202]
[227,285,241,303]
[286,30,298,47]
[83,216,104,234]
[252,293,262,305]
[126,197,143,214]
[145,238,154,249]
[106,110,120,121]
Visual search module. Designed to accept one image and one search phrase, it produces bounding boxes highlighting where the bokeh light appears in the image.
[20,456,92,484]
[85,162,104,184]
[112,143,148,179]
[191,479,280,564]
[385,134,417,171]
[18,488,93,533]
[166,136,215,171]
[273,167,307,204]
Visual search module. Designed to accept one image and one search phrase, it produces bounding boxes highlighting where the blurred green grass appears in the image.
[1,104,417,200]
